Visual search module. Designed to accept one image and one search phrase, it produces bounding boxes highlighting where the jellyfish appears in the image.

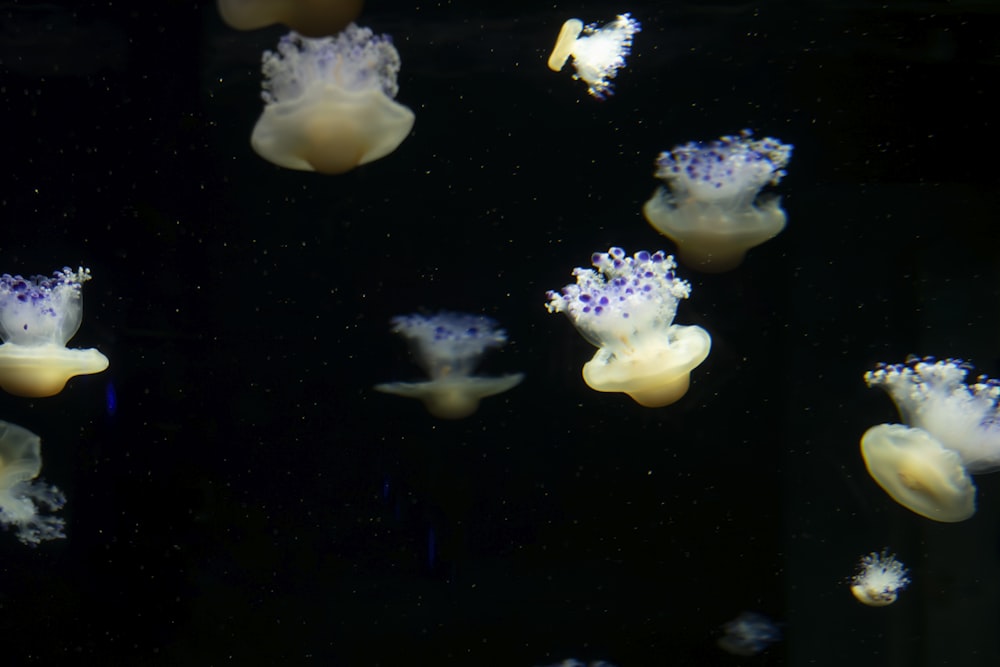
[849,549,910,607]
[0,267,109,397]
[717,611,782,656]
[217,0,363,38]
[547,13,641,99]
[865,357,1000,473]
[0,420,66,545]
[546,247,711,407]
[374,312,524,419]
[251,26,415,175]
[860,423,976,522]
[642,130,793,272]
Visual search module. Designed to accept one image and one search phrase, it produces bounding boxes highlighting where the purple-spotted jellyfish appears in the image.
[251,26,415,175]
[374,312,524,419]
[0,420,66,545]
[0,267,109,398]
[850,549,910,607]
[217,0,363,38]
[547,13,641,99]
[643,130,793,272]
[546,247,711,407]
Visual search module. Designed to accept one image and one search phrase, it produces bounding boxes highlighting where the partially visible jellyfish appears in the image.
[643,130,793,272]
[865,357,1000,473]
[850,548,910,607]
[546,247,711,407]
[374,312,524,419]
[217,0,363,38]
[717,611,782,656]
[0,420,66,546]
[535,661,617,667]
[251,26,415,175]
[860,423,976,522]
[547,13,641,99]
[0,267,109,397]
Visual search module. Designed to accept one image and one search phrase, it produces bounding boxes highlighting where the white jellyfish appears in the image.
[0,267,109,397]
[251,26,415,175]
[217,0,363,37]
[546,247,711,407]
[374,312,524,419]
[547,13,641,99]
[643,130,793,272]
[717,611,782,656]
[850,549,910,607]
[0,420,66,546]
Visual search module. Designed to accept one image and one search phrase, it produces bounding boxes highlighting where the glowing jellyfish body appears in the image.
[374,312,524,419]
[850,549,910,607]
[0,421,66,545]
[251,26,415,175]
[866,357,1000,473]
[0,267,109,397]
[547,14,641,99]
[717,611,781,656]
[217,0,363,37]
[546,247,711,407]
[643,130,793,272]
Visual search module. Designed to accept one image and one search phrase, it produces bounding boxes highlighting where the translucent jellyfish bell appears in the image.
[866,357,1000,473]
[374,312,524,419]
[861,423,976,522]
[217,0,363,38]
[547,14,641,99]
[643,130,793,272]
[0,267,109,397]
[849,549,911,607]
[251,27,415,175]
[0,420,66,545]
[546,247,711,407]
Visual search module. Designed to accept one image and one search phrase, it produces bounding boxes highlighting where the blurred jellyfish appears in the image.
[546,247,711,407]
[374,312,524,419]
[251,26,415,175]
[860,423,975,522]
[865,357,1000,473]
[0,267,109,397]
[717,611,781,656]
[217,0,363,38]
[536,661,617,667]
[643,130,793,272]
[547,13,641,99]
[0,420,66,546]
[850,548,910,607]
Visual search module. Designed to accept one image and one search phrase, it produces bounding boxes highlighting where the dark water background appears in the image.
[1,1,999,665]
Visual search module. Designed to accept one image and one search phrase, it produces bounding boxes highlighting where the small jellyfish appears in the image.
[643,130,793,272]
[850,548,910,607]
[717,611,782,656]
[217,0,363,38]
[251,26,415,175]
[0,267,109,397]
[374,312,524,419]
[860,423,976,522]
[0,420,66,546]
[547,13,641,99]
[865,357,1000,473]
[546,247,711,407]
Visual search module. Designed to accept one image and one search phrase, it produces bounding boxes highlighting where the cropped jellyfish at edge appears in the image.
[546,247,711,407]
[849,549,910,607]
[217,0,363,38]
[643,130,793,272]
[251,26,415,175]
[547,13,641,99]
[374,312,524,419]
[0,420,66,545]
[0,267,109,397]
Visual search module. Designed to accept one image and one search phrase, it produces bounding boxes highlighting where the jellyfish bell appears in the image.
[0,267,109,398]
[217,0,364,37]
[375,374,524,420]
[251,27,415,175]
[547,19,584,71]
[861,423,976,522]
